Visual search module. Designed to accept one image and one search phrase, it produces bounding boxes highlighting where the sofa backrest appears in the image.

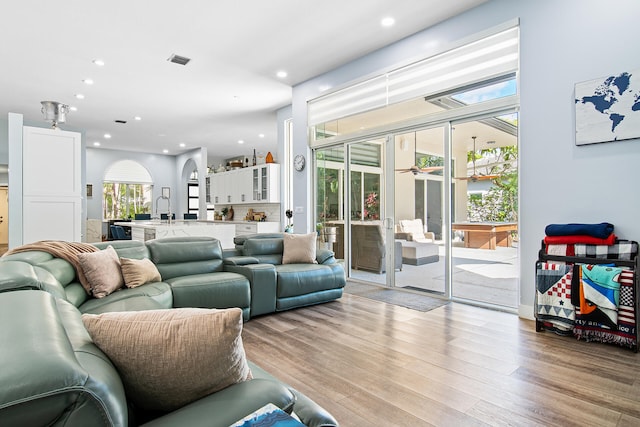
[233,232,284,251]
[147,236,224,280]
[0,250,88,307]
[0,290,127,426]
[241,237,284,265]
[94,240,150,260]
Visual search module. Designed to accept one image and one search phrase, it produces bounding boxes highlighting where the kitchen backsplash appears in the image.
[217,204,281,222]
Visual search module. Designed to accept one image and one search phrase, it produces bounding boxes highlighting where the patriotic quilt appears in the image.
[536,262,574,334]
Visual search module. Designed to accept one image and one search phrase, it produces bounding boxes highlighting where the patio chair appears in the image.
[395,219,439,265]
[395,219,435,242]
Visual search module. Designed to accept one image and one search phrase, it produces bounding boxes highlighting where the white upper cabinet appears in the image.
[209,164,279,205]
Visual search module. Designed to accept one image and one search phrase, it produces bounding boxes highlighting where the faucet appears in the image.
[155,196,172,224]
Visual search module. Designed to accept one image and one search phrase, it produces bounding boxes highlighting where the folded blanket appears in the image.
[545,222,614,239]
[536,262,574,334]
[546,244,575,257]
[575,240,638,260]
[3,240,98,293]
[543,233,616,246]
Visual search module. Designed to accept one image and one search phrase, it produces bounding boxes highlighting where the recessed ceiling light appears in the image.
[258,134,265,138]
[75,94,85,99]
[93,142,101,146]
[276,70,287,78]
[163,149,169,154]
[93,59,105,66]
[134,116,142,121]
[238,140,244,144]
[69,106,78,112]
[381,17,395,27]
[179,143,186,148]
[83,79,94,85]
[103,133,111,139]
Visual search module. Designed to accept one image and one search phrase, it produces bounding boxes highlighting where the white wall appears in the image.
[289,0,640,317]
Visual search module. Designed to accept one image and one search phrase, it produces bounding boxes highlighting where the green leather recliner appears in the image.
[223,234,346,317]
[0,290,338,427]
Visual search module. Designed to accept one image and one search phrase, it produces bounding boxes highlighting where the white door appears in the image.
[22,126,82,243]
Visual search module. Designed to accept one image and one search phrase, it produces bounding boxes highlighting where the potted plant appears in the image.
[284,209,293,233]
[221,207,229,221]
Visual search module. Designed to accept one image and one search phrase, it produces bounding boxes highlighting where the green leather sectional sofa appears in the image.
[0,235,345,426]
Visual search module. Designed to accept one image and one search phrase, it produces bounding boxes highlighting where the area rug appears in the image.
[344,282,449,312]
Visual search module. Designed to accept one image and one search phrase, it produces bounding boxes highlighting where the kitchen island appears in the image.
[116,220,236,248]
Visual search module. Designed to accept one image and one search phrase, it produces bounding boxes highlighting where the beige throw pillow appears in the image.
[282,232,318,264]
[120,257,161,288]
[77,245,124,298]
[81,307,252,412]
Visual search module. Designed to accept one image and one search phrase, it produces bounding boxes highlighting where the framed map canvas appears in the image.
[575,69,640,145]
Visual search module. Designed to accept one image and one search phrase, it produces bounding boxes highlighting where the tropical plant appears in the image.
[467,145,518,223]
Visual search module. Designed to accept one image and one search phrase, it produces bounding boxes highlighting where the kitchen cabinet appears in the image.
[251,164,280,203]
[234,221,281,235]
[209,164,279,205]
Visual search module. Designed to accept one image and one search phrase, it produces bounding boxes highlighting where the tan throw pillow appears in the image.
[77,245,124,298]
[282,232,318,264]
[81,307,252,412]
[120,257,161,288]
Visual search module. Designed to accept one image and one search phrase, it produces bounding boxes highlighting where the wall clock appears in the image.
[294,154,306,171]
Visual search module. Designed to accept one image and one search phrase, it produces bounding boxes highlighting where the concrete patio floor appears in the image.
[348,244,519,308]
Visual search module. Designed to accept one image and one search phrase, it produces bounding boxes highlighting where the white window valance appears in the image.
[104,160,153,184]
[308,26,519,126]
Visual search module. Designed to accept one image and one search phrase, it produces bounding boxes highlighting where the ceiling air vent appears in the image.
[168,54,191,66]
[115,120,127,124]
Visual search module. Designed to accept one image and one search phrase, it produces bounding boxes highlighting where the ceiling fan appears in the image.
[454,136,501,182]
[395,134,444,176]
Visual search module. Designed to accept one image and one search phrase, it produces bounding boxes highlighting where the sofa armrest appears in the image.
[225,263,277,317]
[316,249,336,265]
[224,256,260,266]
[248,362,339,427]
[141,378,296,427]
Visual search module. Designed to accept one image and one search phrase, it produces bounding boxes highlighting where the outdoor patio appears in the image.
[348,244,519,308]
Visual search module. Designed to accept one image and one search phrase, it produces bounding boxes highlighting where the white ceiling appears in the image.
[1,0,486,161]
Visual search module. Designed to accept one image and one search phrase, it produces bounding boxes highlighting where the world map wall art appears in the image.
[575,69,640,145]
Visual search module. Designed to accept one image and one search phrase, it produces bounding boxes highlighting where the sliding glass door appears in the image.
[392,127,448,295]
[315,140,391,287]
[449,113,519,307]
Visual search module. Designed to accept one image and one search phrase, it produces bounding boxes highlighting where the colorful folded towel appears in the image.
[545,222,614,239]
[543,233,616,246]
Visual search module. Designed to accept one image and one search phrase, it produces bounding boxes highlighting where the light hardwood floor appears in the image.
[242,293,640,426]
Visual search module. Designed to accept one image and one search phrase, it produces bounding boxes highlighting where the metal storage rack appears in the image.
[535,240,639,352]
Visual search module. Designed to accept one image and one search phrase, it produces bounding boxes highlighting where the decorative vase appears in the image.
[265,151,274,163]
[228,206,234,220]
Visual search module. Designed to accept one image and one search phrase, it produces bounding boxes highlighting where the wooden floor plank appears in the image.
[242,294,640,426]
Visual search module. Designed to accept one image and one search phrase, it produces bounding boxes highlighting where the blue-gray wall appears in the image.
[288,0,640,317]
[85,148,178,220]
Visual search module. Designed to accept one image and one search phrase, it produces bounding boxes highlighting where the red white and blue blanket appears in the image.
[536,262,574,335]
